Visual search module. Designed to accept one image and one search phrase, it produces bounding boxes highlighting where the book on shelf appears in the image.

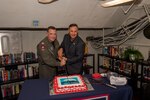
[1,81,24,98]
[103,58,111,68]
[0,65,38,82]
[0,52,37,65]
[143,67,150,80]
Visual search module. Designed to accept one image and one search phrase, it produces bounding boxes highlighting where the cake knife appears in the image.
[105,83,117,89]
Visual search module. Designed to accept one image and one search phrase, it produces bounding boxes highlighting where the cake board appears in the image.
[49,77,94,95]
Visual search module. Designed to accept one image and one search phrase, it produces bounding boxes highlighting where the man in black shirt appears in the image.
[58,24,85,75]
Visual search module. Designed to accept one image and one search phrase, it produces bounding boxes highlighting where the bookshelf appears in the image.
[97,45,143,90]
[98,47,150,92]
[140,61,150,90]
[0,52,39,100]
[83,54,95,74]
[98,53,140,90]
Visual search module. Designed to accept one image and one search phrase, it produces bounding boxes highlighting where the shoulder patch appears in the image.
[40,42,46,51]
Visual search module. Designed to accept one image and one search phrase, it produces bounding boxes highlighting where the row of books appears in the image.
[102,46,119,57]
[0,52,37,65]
[103,58,132,75]
[0,65,39,82]
[102,46,129,57]
[23,52,36,62]
[143,67,150,80]
[1,81,24,98]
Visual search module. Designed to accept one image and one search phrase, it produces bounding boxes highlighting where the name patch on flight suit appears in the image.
[40,42,46,51]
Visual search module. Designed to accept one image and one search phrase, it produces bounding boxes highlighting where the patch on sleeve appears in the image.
[40,42,46,51]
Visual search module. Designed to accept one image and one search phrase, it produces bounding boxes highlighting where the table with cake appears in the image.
[18,74,133,100]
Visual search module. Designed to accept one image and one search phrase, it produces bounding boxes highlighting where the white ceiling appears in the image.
[0,0,149,28]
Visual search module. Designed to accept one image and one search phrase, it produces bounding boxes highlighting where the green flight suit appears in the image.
[37,37,60,81]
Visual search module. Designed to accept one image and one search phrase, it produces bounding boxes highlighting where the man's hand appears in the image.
[62,57,67,61]
[60,57,66,66]
[58,48,63,60]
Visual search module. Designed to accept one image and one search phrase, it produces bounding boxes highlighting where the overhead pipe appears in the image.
[118,19,149,45]
[87,12,150,49]
[143,4,150,22]
[121,0,137,14]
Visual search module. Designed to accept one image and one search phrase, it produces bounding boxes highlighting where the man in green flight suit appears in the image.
[37,26,66,81]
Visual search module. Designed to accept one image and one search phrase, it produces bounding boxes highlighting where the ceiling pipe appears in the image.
[121,0,137,14]
[87,14,150,48]
[143,4,150,22]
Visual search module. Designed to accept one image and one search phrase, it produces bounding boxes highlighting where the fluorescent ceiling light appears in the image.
[101,0,134,7]
[38,0,55,4]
